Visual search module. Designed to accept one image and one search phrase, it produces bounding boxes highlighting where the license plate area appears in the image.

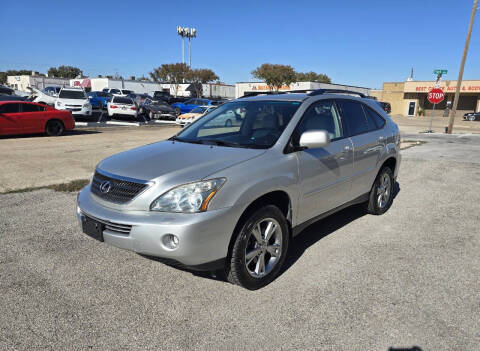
[81,215,104,241]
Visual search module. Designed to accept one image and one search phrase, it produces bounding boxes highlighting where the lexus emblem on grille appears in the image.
[100,180,112,194]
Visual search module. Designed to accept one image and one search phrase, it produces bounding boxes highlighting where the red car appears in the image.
[0,101,75,136]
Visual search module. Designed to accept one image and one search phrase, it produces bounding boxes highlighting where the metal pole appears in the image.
[428,103,436,133]
[189,37,191,67]
[447,0,478,134]
[182,37,185,64]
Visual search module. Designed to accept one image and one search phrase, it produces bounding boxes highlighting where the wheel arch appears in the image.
[226,190,292,264]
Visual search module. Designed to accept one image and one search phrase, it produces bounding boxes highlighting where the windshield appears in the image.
[58,90,87,99]
[175,100,300,149]
[191,107,207,114]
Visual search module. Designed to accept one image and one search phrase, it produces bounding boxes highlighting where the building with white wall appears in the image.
[235,81,371,98]
[7,75,70,92]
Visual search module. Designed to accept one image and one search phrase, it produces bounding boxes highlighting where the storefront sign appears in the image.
[404,80,480,93]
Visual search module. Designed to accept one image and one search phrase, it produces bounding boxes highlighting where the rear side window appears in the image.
[363,105,386,130]
[22,103,45,112]
[336,100,369,136]
[0,103,21,113]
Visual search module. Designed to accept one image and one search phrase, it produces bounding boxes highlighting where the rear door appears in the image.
[295,99,354,224]
[336,99,384,198]
[0,103,23,135]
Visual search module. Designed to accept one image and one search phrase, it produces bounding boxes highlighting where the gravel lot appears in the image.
[1,133,479,350]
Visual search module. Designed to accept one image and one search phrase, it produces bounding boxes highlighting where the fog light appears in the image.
[162,234,179,250]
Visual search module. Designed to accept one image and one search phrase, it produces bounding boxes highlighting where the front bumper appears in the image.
[59,106,92,116]
[76,185,242,269]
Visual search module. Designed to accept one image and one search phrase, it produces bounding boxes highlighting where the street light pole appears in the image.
[447,0,478,134]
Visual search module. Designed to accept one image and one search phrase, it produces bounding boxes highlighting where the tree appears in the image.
[150,63,191,97]
[295,71,331,83]
[251,63,296,91]
[187,68,219,97]
[0,72,7,84]
[48,66,83,79]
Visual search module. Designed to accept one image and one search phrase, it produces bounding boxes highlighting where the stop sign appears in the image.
[427,88,445,104]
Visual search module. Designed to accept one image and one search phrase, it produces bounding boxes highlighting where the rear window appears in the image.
[97,92,110,97]
[113,97,133,104]
[59,90,86,99]
[122,90,133,95]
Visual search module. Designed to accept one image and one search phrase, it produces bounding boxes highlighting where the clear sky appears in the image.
[1,0,479,88]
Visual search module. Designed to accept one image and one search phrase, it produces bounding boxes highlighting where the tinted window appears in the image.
[336,100,369,136]
[113,97,133,104]
[22,103,44,112]
[296,100,342,141]
[185,99,196,105]
[363,105,385,130]
[0,103,21,113]
[122,90,133,95]
[97,92,110,97]
[110,89,120,94]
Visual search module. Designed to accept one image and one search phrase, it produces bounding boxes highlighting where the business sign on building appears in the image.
[404,80,480,93]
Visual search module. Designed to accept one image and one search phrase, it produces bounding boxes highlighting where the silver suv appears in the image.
[76,89,401,290]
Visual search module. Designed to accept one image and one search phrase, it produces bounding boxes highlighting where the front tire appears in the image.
[366,166,394,215]
[174,107,181,115]
[227,205,289,290]
[45,120,65,136]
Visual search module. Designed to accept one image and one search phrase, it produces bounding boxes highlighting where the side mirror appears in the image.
[299,130,330,149]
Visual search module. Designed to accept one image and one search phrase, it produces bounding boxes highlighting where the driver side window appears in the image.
[296,100,342,141]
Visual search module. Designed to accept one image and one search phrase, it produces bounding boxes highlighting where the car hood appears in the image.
[97,140,266,186]
[178,113,200,119]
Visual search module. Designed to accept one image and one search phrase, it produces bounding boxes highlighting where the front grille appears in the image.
[91,171,149,204]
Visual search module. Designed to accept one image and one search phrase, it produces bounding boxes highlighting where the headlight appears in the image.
[150,178,226,213]
[56,101,63,107]
[83,103,90,108]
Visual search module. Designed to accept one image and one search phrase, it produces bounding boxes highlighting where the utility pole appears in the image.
[447,0,478,134]
[177,26,197,66]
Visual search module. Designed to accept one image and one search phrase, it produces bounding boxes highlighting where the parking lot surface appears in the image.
[0,125,180,192]
[1,134,479,350]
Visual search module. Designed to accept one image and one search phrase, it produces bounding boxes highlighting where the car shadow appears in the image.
[389,347,422,351]
[143,181,401,284]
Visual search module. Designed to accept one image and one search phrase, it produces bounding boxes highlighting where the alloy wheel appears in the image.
[377,172,391,209]
[244,218,282,278]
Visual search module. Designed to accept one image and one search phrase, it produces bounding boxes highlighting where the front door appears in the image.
[408,101,416,116]
[295,99,354,224]
[0,103,23,135]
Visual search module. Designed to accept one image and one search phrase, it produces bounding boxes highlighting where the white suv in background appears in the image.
[102,88,133,96]
[55,87,92,117]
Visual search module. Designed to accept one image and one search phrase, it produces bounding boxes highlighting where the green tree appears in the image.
[48,66,83,79]
[150,63,191,97]
[295,71,331,83]
[251,63,296,91]
[187,68,219,97]
[0,72,7,84]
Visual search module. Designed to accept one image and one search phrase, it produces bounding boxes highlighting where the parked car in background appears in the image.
[102,88,133,96]
[376,101,391,114]
[463,111,480,121]
[76,89,401,290]
[0,85,14,95]
[171,98,215,115]
[139,98,176,120]
[176,105,216,126]
[0,100,75,136]
[107,96,137,119]
[44,86,61,97]
[55,87,92,117]
[27,87,57,106]
[152,91,171,101]
[0,95,27,102]
[88,91,112,109]
[127,93,151,106]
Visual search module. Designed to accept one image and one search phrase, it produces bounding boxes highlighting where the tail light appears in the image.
[110,105,118,109]
[130,106,136,110]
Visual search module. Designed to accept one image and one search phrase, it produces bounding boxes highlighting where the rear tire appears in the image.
[366,166,394,215]
[226,205,289,290]
[45,120,65,136]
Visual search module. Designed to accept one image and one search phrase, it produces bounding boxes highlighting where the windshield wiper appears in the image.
[198,139,251,148]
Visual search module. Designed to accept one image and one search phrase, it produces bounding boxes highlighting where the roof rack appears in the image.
[307,89,366,98]
[239,88,367,99]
